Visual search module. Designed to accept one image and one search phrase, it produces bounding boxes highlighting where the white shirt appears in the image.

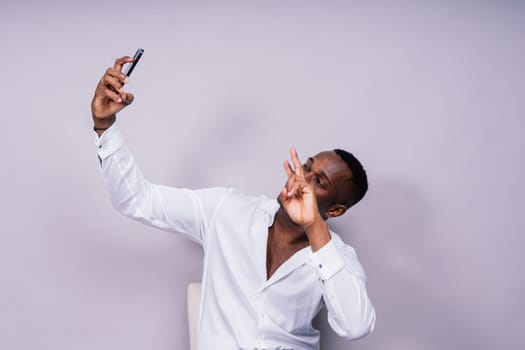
[95,123,375,350]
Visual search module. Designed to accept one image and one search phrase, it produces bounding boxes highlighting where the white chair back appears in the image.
[187,283,202,350]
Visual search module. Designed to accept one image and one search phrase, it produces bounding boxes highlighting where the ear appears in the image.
[324,204,347,218]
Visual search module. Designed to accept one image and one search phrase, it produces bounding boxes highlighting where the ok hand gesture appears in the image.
[279,147,322,228]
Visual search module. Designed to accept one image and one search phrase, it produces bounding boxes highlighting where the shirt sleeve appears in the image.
[308,235,376,340]
[94,123,231,245]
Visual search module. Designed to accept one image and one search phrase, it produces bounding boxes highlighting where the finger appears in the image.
[285,175,295,195]
[291,175,311,197]
[278,187,294,212]
[289,146,304,177]
[102,75,124,95]
[287,176,306,198]
[105,68,128,86]
[288,182,303,198]
[99,86,122,103]
[283,160,294,178]
[121,92,134,105]
[113,56,134,72]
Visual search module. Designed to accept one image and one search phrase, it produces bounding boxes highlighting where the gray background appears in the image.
[1,0,524,349]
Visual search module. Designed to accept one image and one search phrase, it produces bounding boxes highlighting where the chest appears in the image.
[201,210,324,333]
[205,210,314,285]
[265,229,310,280]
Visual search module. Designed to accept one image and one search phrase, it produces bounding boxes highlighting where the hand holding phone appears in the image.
[92,50,144,125]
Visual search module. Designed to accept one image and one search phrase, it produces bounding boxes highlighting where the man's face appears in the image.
[302,151,353,216]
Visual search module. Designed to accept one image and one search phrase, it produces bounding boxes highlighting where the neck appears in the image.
[270,208,308,244]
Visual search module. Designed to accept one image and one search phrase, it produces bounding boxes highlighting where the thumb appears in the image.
[122,92,134,105]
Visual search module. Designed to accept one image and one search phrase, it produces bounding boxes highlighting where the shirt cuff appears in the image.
[308,238,345,281]
[94,122,124,160]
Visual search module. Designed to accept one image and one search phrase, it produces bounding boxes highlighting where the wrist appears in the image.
[93,114,116,136]
[304,217,330,251]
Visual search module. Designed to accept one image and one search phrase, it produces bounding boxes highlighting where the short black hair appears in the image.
[334,149,368,207]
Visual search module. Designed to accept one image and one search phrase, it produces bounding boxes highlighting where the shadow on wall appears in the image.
[315,179,485,350]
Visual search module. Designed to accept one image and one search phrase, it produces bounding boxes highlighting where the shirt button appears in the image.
[98,145,102,149]
[318,264,323,269]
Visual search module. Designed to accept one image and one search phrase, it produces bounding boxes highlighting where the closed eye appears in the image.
[315,176,325,189]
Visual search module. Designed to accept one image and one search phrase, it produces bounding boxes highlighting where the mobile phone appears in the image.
[123,48,144,77]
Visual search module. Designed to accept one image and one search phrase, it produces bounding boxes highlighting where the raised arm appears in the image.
[90,55,230,244]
